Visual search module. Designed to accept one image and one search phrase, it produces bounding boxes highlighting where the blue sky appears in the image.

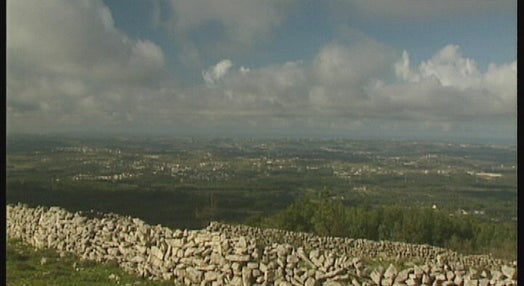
[7,0,517,144]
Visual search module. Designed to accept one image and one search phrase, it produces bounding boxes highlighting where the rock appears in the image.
[204,271,220,282]
[468,268,480,280]
[371,270,383,285]
[384,264,398,279]
[309,249,320,260]
[501,265,516,280]
[287,254,300,264]
[478,278,489,286]
[226,254,251,262]
[242,267,253,286]
[229,276,243,286]
[40,257,48,265]
[490,270,504,280]
[446,271,455,281]
[324,281,344,286]
[353,258,364,269]
[381,277,394,286]
[395,269,412,283]
[453,274,464,286]
[405,278,418,286]
[305,276,319,286]
[265,269,276,283]
[464,279,478,286]
[422,273,433,285]
[186,267,203,284]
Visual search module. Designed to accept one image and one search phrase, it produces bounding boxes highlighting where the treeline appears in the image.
[245,199,516,260]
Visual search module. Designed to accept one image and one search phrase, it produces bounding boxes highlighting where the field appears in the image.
[5,134,518,285]
[6,239,179,286]
[7,134,516,229]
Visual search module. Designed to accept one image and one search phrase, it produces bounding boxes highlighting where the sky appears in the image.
[6,0,517,144]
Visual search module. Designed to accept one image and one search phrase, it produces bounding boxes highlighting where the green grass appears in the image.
[6,239,182,286]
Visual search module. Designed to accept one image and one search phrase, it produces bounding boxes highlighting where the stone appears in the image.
[242,267,253,286]
[453,274,464,286]
[446,271,456,281]
[226,254,251,262]
[371,270,383,285]
[478,278,489,286]
[309,249,320,260]
[324,281,344,286]
[434,273,446,283]
[468,268,480,280]
[304,277,319,286]
[382,277,394,286]
[229,276,243,286]
[319,268,345,280]
[287,254,300,264]
[353,258,364,269]
[490,270,504,280]
[384,264,398,279]
[405,278,418,286]
[186,267,203,284]
[265,269,276,282]
[501,266,516,280]
[6,204,515,286]
[204,271,220,282]
[395,269,412,283]
[464,279,478,286]
[40,257,48,265]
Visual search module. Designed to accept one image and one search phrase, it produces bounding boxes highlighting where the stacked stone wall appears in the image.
[7,204,517,286]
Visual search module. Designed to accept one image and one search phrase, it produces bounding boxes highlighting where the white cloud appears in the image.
[7,0,166,83]
[7,0,167,133]
[202,59,234,85]
[370,45,516,121]
[182,42,516,130]
[6,1,516,139]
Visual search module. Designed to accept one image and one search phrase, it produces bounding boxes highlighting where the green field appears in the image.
[6,239,181,286]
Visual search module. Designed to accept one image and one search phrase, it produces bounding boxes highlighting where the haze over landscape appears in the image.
[6,0,517,144]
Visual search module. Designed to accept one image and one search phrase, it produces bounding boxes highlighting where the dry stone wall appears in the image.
[7,204,517,286]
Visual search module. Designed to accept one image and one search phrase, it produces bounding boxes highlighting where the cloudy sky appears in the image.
[7,0,517,144]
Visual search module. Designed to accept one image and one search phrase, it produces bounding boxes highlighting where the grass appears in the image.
[6,239,182,286]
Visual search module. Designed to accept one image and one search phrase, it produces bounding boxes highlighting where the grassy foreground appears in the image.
[6,239,180,286]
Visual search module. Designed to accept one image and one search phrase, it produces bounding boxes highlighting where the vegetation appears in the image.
[246,197,517,260]
[6,239,181,286]
[6,134,517,262]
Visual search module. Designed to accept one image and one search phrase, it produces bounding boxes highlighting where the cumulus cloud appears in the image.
[202,59,234,85]
[6,1,516,139]
[370,45,516,121]
[178,42,515,132]
[7,0,166,83]
[7,0,167,132]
